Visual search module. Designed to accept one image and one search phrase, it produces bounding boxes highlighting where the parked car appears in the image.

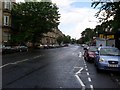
[35,44,44,49]
[94,46,120,72]
[2,45,12,54]
[15,45,28,52]
[54,44,60,48]
[63,44,69,47]
[48,44,54,48]
[43,44,49,49]
[84,46,97,62]
[81,44,85,47]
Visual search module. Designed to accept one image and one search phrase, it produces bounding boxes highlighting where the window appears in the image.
[4,16,9,26]
[4,1,11,10]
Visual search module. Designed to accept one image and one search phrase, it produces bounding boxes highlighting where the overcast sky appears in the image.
[16,0,100,39]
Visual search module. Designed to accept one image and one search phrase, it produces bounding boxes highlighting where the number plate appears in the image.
[108,64,118,67]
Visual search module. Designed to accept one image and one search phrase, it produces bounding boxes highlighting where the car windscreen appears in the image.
[89,47,97,52]
[100,48,120,56]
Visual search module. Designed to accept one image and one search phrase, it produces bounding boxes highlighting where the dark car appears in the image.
[2,45,12,54]
[94,46,120,72]
[15,46,28,52]
[64,44,69,47]
[84,46,97,62]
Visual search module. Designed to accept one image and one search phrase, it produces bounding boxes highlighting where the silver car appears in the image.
[94,46,120,72]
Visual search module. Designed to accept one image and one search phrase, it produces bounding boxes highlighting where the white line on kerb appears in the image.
[87,72,90,76]
[90,85,94,90]
[88,77,92,82]
[85,65,87,68]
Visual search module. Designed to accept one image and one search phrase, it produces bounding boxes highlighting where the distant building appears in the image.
[27,28,64,47]
[41,28,64,45]
[0,0,15,44]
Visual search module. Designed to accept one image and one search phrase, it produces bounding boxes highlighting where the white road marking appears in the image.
[79,52,82,57]
[87,72,90,76]
[75,67,83,75]
[90,85,94,90]
[85,65,87,68]
[88,77,92,82]
[0,59,29,68]
[82,52,84,55]
[74,67,82,69]
[86,69,88,71]
[74,67,85,90]
[11,59,29,64]
[0,63,11,68]
[75,75,85,90]
[0,54,43,68]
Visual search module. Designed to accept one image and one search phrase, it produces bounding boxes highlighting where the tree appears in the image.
[71,38,77,44]
[63,35,71,44]
[91,1,120,32]
[81,28,95,43]
[57,36,63,45]
[11,2,60,45]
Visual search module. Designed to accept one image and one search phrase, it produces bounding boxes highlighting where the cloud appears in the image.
[52,0,100,39]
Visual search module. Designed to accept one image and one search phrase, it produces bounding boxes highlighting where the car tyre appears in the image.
[96,66,101,73]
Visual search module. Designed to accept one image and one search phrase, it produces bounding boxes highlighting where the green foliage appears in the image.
[57,36,63,45]
[57,35,72,44]
[63,35,71,44]
[11,2,60,44]
[81,28,95,43]
[91,1,120,32]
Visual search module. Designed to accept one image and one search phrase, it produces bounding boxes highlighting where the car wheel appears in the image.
[96,66,101,73]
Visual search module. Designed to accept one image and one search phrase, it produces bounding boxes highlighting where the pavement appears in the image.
[1,44,120,89]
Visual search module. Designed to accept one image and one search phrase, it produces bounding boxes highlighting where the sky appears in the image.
[16,0,101,39]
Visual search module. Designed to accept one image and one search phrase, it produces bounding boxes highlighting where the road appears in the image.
[2,45,120,89]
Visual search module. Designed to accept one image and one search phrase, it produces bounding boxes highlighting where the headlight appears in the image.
[99,58,104,62]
